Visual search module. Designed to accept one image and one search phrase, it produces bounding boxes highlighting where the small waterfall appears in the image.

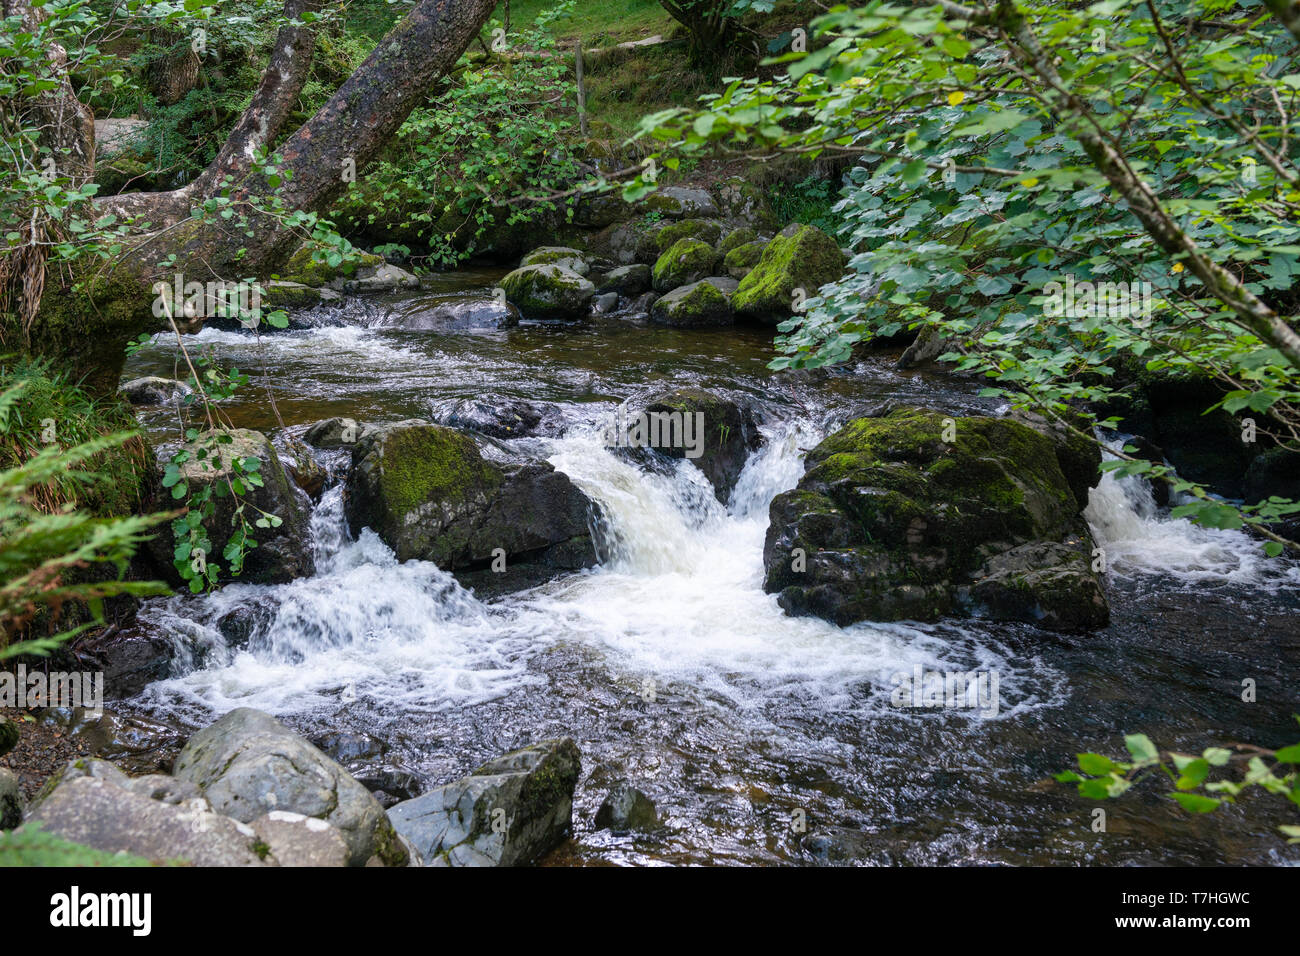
[1084,443,1296,587]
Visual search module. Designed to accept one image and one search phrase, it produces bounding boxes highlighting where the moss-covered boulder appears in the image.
[147,428,314,586]
[499,263,596,320]
[343,421,598,590]
[653,218,726,254]
[717,226,759,256]
[650,278,735,329]
[651,239,720,292]
[763,407,1108,631]
[628,387,764,503]
[733,224,846,323]
[519,246,590,275]
[723,240,767,280]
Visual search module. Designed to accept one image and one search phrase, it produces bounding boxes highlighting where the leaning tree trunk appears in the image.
[144,29,201,107]
[15,0,497,391]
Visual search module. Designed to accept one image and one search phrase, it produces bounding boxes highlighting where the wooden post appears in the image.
[575,38,589,138]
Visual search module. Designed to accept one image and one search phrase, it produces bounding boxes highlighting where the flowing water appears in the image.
[117,285,1300,866]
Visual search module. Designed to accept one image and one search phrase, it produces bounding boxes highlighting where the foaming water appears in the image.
[1084,449,1299,588]
[137,421,1056,730]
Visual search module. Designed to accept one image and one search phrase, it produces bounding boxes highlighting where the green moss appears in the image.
[377,425,501,520]
[717,227,759,256]
[651,238,719,292]
[276,246,382,287]
[651,280,732,327]
[732,224,845,321]
[654,218,724,253]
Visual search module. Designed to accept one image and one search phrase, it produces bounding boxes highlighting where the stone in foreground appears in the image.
[388,738,581,866]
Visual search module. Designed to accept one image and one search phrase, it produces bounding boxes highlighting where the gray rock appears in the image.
[173,708,407,867]
[251,810,351,867]
[119,375,191,406]
[631,387,764,503]
[430,397,566,440]
[387,738,580,867]
[370,293,520,331]
[0,768,22,830]
[594,783,658,831]
[304,417,363,449]
[25,774,268,866]
[597,263,651,297]
[643,186,718,219]
[593,292,620,314]
[520,246,591,276]
[342,262,420,293]
[147,428,314,585]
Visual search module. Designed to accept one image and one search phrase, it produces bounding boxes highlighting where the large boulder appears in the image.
[763,408,1108,631]
[387,739,580,867]
[172,708,407,867]
[628,388,763,503]
[499,264,595,319]
[343,421,598,588]
[148,428,314,585]
[651,238,720,292]
[650,278,735,329]
[733,224,846,323]
[25,765,268,866]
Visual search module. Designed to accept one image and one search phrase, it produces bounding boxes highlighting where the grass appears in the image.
[0,358,151,518]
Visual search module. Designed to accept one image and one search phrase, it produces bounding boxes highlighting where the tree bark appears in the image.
[19,0,497,389]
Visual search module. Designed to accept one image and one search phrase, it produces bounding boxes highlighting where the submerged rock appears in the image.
[173,708,407,867]
[370,293,520,331]
[630,387,764,503]
[763,407,1108,631]
[119,375,192,406]
[499,263,595,320]
[594,782,658,831]
[387,738,580,866]
[431,397,566,439]
[733,224,846,323]
[343,421,598,588]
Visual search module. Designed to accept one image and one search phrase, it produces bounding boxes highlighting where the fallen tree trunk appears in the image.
[13,0,497,390]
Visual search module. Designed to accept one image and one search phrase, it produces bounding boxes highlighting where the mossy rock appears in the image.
[717,226,759,256]
[499,263,596,319]
[715,176,778,230]
[639,186,718,219]
[651,238,720,292]
[519,246,590,275]
[723,240,767,280]
[277,245,384,287]
[343,421,597,588]
[733,224,846,324]
[653,218,725,254]
[650,279,735,329]
[763,407,1108,631]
